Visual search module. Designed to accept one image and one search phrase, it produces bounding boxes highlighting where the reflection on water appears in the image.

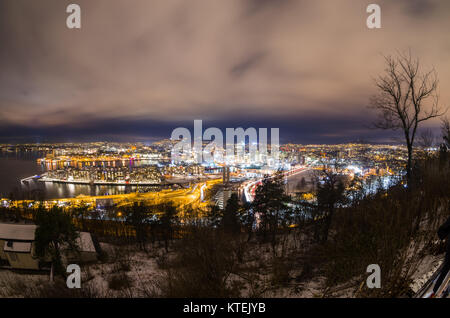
[37,179,138,198]
[0,150,158,200]
[40,157,159,171]
[10,174,151,200]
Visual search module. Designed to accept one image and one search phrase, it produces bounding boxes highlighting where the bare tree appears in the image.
[370,51,446,181]
[418,129,435,150]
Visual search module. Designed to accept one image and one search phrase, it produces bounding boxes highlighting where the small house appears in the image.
[0,222,98,270]
[0,223,40,270]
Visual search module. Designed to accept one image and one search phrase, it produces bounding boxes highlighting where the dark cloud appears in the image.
[0,108,410,145]
[0,0,448,143]
[401,0,437,17]
[230,52,266,77]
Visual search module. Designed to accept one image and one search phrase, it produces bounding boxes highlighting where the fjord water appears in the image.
[0,150,137,200]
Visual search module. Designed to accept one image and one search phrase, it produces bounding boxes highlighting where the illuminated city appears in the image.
[1,140,416,216]
[0,0,449,307]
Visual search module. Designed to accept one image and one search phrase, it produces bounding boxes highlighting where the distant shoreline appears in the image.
[38,178,164,186]
[28,173,214,187]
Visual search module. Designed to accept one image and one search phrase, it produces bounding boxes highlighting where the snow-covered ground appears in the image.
[1,241,448,298]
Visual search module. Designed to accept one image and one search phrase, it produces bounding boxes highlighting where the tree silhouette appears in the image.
[158,202,179,252]
[124,202,153,251]
[439,117,450,168]
[370,51,445,182]
[222,193,241,235]
[252,171,291,251]
[442,117,450,149]
[34,206,79,281]
[315,168,346,243]
[206,204,223,228]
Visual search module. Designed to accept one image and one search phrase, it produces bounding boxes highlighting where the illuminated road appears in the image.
[242,166,313,202]
[3,179,223,211]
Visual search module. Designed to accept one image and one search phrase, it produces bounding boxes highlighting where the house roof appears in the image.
[0,223,36,241]
[0,223,96,254]
[76,232,96,253]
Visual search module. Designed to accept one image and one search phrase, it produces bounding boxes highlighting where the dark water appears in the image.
[0,156,44,197]
[0,151,140,200]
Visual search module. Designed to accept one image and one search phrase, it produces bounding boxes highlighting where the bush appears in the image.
[320,157,450,296]
[108,273,132,291]
[157,226,242,297]
[270,257,292,286]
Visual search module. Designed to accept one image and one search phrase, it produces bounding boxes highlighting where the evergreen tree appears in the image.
[34,206,79,281]
[124,202,152,251]
[252,171,291,249]
[158,202,179,252]
[315,169,346,243]
[206,204,223,228]
[222,193,241,235]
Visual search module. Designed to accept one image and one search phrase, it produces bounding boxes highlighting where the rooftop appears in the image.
[0,223,37,241]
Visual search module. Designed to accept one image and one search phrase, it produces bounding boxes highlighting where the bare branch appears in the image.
[368,50,445,179]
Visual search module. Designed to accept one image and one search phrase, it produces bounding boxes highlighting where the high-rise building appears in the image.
[222,166,230,184]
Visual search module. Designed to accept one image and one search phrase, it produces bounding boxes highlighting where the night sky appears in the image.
[0,0,449,144]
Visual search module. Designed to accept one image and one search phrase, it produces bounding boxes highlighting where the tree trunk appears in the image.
[406,143,413,184]
[322,206,334,243]
[50,262,54,282]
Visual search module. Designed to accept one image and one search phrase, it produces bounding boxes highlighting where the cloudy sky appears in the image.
[0,0,449,144]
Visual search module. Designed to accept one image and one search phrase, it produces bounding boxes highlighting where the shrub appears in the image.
[270,257,292,286]
[158,226,242,297]
[108,273,132,291]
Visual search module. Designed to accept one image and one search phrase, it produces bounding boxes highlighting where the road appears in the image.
[3,178,223,211]
[242,166,313,202]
